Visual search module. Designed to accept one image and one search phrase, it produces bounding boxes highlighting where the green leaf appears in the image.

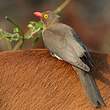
[13,27,20,33]
[28,21,44,31]
[35,21,44,29]
[25,21,43,39]
[0,29,23,42]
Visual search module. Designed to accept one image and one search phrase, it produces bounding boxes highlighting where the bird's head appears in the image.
[33,11,60,27]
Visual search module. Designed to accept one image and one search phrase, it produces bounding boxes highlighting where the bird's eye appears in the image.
[44,14,48,19]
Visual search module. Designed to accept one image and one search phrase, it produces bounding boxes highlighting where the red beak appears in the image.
[33,11,42,19]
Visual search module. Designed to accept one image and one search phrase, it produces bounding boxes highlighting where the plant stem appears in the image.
[54,0,72,14]
[5,16,24,35]
[5,16,25,51]
[6,40,12,50]
[12,39,24,51]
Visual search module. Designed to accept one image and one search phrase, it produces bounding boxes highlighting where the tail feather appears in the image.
[73,66,105,107]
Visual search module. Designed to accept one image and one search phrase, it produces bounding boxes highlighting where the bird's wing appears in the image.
[70,29,94,69]
[43,23,92,72]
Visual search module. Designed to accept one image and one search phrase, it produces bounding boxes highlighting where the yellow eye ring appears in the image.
[44,14,48,19]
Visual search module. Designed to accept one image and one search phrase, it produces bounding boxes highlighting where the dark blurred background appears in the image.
[0,0,110,52]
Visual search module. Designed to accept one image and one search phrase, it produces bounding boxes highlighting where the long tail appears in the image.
[73,67,105,107]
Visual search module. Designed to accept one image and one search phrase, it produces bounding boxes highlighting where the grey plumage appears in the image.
[34,10,105,107]
[74,67,105,107]
[43,23,91,72]
[43,22,105,107]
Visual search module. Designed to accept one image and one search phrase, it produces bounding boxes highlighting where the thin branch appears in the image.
[5,16,24,35]
[5,16,24,50]
[54,0,72,14]
[6,40,13,50]
[12,39,24,51]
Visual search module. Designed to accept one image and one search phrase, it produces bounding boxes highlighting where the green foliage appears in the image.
[28,21,43,31]
[0,18,44,50]
[25,21,43,39]
[0,29,23,41]
[13,27,20,33]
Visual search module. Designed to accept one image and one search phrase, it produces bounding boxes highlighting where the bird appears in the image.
[34,10,105,107]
